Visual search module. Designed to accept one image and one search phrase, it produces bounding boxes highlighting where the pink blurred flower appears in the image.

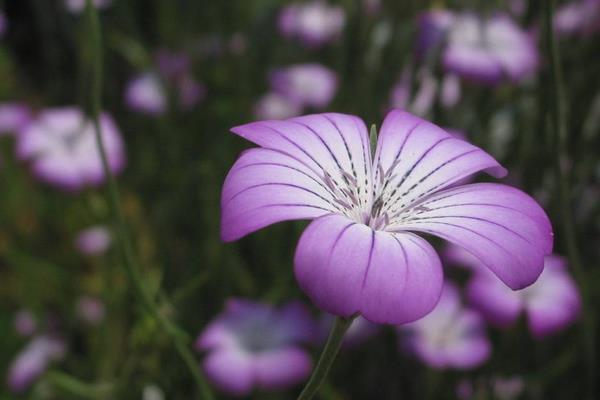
[440,74,461,108]
[278,1,345,48]
[125,73,167,116]
[64,0,111,14]
[14,310,37,337]
[270,64,338,109]
[7,336,66,393]
[196,299,314,396]
[415,9,455,59]
[254,92,303,120]
[389,67,460,116]
[76,296,106,325]
[0,103,31,136]
[554,0,600,36]
[401,283,491,369]
[221,110,552,324]
[467,255,581,338]
[127,50,205,115]
[17,108,125,191]
[75,225,112,256]
[443,13,539,85]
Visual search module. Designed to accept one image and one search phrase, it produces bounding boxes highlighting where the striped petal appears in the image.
[372,109,506,223]
[294,214,443,324]
[396,183,553,289]
[222,113,372,241]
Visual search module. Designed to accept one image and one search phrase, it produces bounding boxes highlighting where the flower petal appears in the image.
[402,284,490,369]
[254,347,312,390]
[223,113,372,241]
[466,269,524,326]
[372,110,506,219]
[525,256,581,338]
[202,348,254,396]
[294,214,443,324]
[397,183,553,289]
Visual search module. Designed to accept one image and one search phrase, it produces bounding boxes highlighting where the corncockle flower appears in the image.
[125,73,168,116]
[195,299,315,396]
[14,310,37,337]
[554,0,600,36]
[254,93,303,120]
[76,296,106,325]
[75,225,112,255]
[0,103,31,135]
[400,283,491,369]
[270,64,338,109]
[17,107,126,191]
[278,1,345,48]
[318,315,378,347]
[7,335,66,393]
[443,13,539,85]
[467,255,581,338]
[416,9,455,59]
[64,0,111,14]
[221,109,553,324]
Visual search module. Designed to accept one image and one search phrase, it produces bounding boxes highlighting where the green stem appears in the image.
[297,316,355,400]
[542,1,596,398]
[84,2,214,399]
[47,371,113,398]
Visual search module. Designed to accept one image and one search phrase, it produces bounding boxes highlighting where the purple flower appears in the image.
[221,109,553,324]
[554,0,600,36]
[196,299,314,396]
[17,107,126,191]
[125,73,167,116]
[0,102,31,136]
[400,283,491,369]
[254,92,303,120]
[270,64,338,109]
[14,310,37,337]
[443,13,539,85]
[75,225,112,255]
[467,255,581,338]
[7,336,65,393]
[76,296,106,325]
[415,9,455,59]
[278,1,345,48]
[64,0,111,14]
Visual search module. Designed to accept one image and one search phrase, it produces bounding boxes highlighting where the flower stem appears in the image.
[84,2,214,399]
[297,316,355,400]
[542,0,596,398]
